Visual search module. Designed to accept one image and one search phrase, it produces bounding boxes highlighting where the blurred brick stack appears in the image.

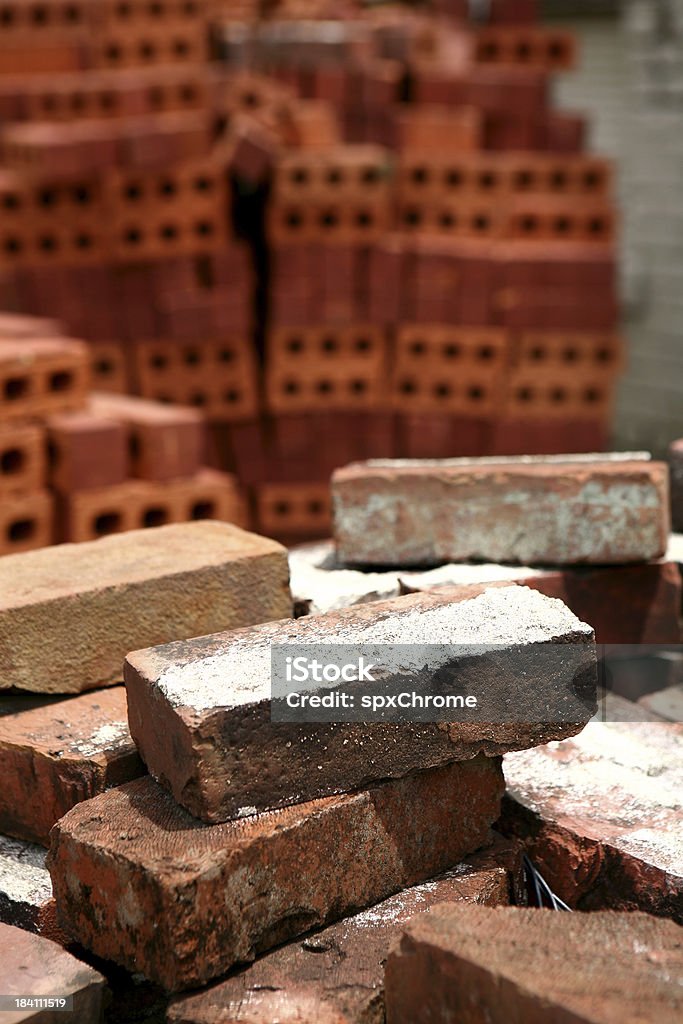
[0,312,244,555]
[0,0,623,547]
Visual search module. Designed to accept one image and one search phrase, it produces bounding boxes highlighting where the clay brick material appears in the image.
[59,469,248,542]
[332,455,670,566]
[48,757,504,991]
[46,410,128,492]
[0,422,45,496]
[504,370,616,420]
[670,438,683,533]
[0,922,105,1021]
[474,27,577,69]
[0,313,61,338]
[384,906,683,1024]
[0,834,68,945]
[0,686,143,846]
[0,337,89,422]
[501,719,683,922]
[124,585,595,822]
[256,482,332,539]
[0,521,291,694]
[166,833,523,1024]
[0,489,53,555]
[89,340,130,393]
[89,391,204,481]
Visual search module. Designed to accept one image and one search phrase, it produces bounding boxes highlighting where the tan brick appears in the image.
[125,585,595,822]
[167,833,523,1024]
[48,757,504,991]
[385,906,683,1024]
[0,922,105,1022]
[0,686,143,845]
[332,454,670,566]
[0,521,291,694]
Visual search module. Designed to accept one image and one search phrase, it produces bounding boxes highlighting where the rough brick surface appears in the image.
[332,455,670,566]
[0,521,291,694]
[48,758,504,992]
[0,687,143,845]
[291,541,683,644]
[0,834,67,945]
[167,833,523,1024]
[0,922,105,1022]
[384,906,683,1024]
[125,585,595,823]
[500,720,683,922]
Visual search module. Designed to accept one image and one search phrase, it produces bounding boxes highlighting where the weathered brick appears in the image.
[0,834,67,945]
[0,922,105,1022]
[384,906,683,1024]
[0,687,143,845]
[500,719,683,923]
[332,454,669,566]
[48,757,504,992]
[166,833,523,1024]
[125,585,595,823]
[0,521,291,694]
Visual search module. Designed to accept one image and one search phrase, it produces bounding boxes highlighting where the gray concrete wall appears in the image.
[550,2,683,454]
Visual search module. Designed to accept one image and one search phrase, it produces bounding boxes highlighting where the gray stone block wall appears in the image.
[550,2,683,454]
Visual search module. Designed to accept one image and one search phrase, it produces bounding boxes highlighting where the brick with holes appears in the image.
[0,490,53,555]
[0,686,143,845]
[473,26,576,69]
[88,391,204,481]
[0,520,290,694]
[332,455,670,566]
[89,340,129,392]
[46,409,128,492]
[0,337,89,421]
[504,370,616,420]
[256,481,331,538]
[0,421,46,496]
[393,106,482,154]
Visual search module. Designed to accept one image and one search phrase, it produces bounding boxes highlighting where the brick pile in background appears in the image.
[0,0,623,546]
[0,312,245,553]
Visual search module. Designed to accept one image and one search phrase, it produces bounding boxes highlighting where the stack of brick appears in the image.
[0,312,245,554]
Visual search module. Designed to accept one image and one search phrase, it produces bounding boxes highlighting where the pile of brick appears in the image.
[0,0,624,549]
[0,312,244,555]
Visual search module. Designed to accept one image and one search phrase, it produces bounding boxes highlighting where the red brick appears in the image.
[0,489,53,554]
[46,410,127,492]
[0,337,88,422]
[0,687,143,845]
[385,906,683,1024]
[0,922,105,1020]
[166,833,523,1024]
[332,455,669,566]
[500,719,683,922]
[0,521,290,694]
[0,421,45,496]
[48,757,504,991]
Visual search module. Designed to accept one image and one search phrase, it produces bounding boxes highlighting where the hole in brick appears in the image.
[2,193,20,210]
[434,382,451,398]
[242,91,259,108]
[180,85,197,104]
[1,448,24,475]
[554,217,571,234]
[194,176,212,193]
[362,167,380,184]
[191,501,215,519]
[480,42,498,60]
[183,0,197,12]
[520,215,537,233]
[317,380,333,394]
[75,233,93,249]
[49,371,73,392]
[321,337,337,353]
[286,210,303,229]
[94,357,114,376]
[128,433,140,461]
[588,217,606,235]
[142,507,168,528]
[286,338,303,354]
[530,346,545,361]
[7,519,35,542]
[274,501,290,517]
[410,340,426,356]
[4,377,28,400]
[32,6,49,25]
[125,183,143,201]
[106,44,122,61]
[0,8,15,24]
[283,380,299,394]
[357,210,373,228]
[117,2,131,15]
[290,168,308,185]
[478,345,495,361]
[515,170,534,190]
[327,168,343,185]
[550,387,567,403]
[516,42,531,60]
[72,184,91,204]
[584,388,601,403]
[71,92,85,112]
[412,167,429,185]
[473,214,490,231]
[150,353,167,369]
[190,393,206,406]
[355,337,371,352]
[440,212,455,228]
[468,385,485,401]
[551,170,568,189]
[125,228,142,245]
[159,179,177,197]
[583,170,600,189]
[596,348,612,363]
[64,4,81,21]
[149,86,164,108]
[400,379,416,394]
[149,1,163,15]
[478,172,496,189]
[308,500,324,515]
[445,169,462,187]
[47,439,60,467]
[173,40,190,56]
[38,188,58,207]
[443,343,461,359]
[100,91,116,111]
[403,208,421,226]
[223,388,240,403]
[320,211,338,228]
[140,41,156,60]
[184,348,200,365]
[160,224,178,241]
[548,40,566,61]
[39,235,58,252]
[155,394,172,403]
[195,221,213,237]
[563,348,578,362]
[218,347,234,362]
[349,379,366,394]
[94,512,121,536]
[3,236,22,255]
[516,387,534,402]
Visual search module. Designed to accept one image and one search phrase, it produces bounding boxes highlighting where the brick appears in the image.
[0,834,68,945]
[332,455,670,566]
[500,718,683,922]
[46,410,128,492]
[166,833,523,1024]
[0,337,88,422]
[255,482,332,540]
[473,26,577,70]
[125,585,595,823]
[0,923,105,1021]
[670,438,683,532]
[0,521,291,694]
[48,756,504,991]
[59,469,248,542]
[384,906,683,1024]
[89,339,129,392]
[0,312,61,338]
[0,489,53,555]
[393,106,482,153]
[503,370,616,419]
[0,422,45,496]
[89,391,204,482]
[0,686,143,845]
